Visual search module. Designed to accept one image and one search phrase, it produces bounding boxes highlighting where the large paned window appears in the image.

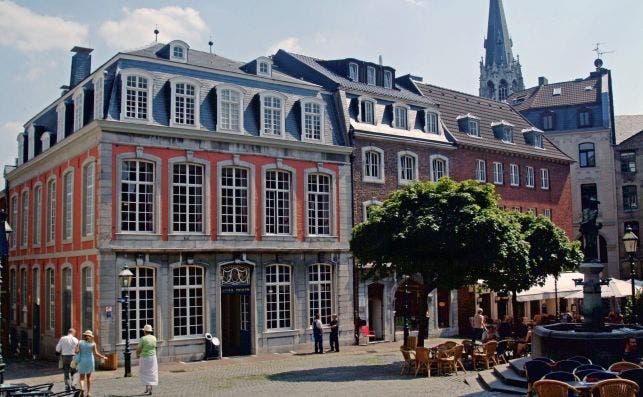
[83,162,95,236]
[10,196,17,249]
[579,143,596,167]
[309,264,332,325]
[57,104,66,136]
[172,82,197,126]
[363,149,383,182]
[124,75,149,120]
[172,163,204,233]
[122,267,155,341]
[32,268,40,308]
[348,63,358,81]
[62,267,72,332]
[621,151,637,173]
[265,170,291,235]
[394,106,408,129]
[493,162,503,185]
[366,66,375,85]
[261,95,283,136]
[73,92,84,132]
[362,100,375,124]
[47,179,56,243]
[265,264,291,329]
[93,77,104,120]
[399,154,417,183]
[475,160,486,182]
[45,268,55,330]
[623,185,639,211]
[121,160,155,232]
[173,266,204,337]
[525,166,535,188]
[9,268,16,322]
[20,191,28,247]
[33,185,42,245]
[432,158,447,182]
[510,164,520,186]
[62,171,73,240]
[20,268,27,325]
[220,167,249,234]
[426,112,438,133]
[540,168,550,190]
[307,173,331,236]
[303,101,322,140]
[219,88,242,132]
[81,266,94,332]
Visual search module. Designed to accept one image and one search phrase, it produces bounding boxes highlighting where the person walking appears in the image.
[136,324,158,395]
[329,314,339,352]
[55,328,79,392]
[76,330,107,397]
[472,308,486,343]
[312,314,324,354]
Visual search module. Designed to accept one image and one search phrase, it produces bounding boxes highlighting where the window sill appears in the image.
[115,233,162,241]
[263,329,299,337]
[261,235,297,242]
[493,182,504,186]
[168,234,211,242]
[304,236,337,243]
[362,178,385,185]
[217,234,255,241]
[215,128,245,135]
[81,235,94,242]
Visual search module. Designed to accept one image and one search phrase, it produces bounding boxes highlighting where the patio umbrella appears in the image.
[565,278,642,299]
[516,272,584,302]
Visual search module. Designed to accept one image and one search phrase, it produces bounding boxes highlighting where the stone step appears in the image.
[493,364,528,388]
[509,356,531,376]
[478,369,528,396]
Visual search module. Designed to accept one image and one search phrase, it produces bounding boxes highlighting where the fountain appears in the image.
[532,199,643,366]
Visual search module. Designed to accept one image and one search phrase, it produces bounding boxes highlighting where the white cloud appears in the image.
[99,6,209,49]
[403,0,426,6]
[267,37,303,55]
[0,121,21,187]
[0,1,88,52]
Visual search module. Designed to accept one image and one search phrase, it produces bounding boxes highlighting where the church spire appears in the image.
[479,0,524,101]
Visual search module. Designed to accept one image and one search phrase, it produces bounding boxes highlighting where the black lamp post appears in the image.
[402,276,410,347]
[623,226,639,325]
[118,265,134,377]
[0,209,11,385]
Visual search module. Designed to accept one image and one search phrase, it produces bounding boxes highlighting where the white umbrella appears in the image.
[565,278,642,299]
[516,272,584,302]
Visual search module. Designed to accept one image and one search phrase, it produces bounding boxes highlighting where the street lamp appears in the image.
[0,209,11,385]
[623,226,639,325]
[118,265,134,377]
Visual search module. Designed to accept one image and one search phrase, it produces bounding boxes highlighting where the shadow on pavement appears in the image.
[4,359,61,380]
[104,394,149,397]
[268,363,412,383]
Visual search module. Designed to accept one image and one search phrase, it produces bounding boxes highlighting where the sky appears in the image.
[1,0,642,185]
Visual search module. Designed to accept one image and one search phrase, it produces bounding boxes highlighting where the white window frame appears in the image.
[526,166,535,188]
[170,160,207,234]
[82,160,95,238]
[118,154,159,234]
[169,41,188,63]
[80,263,94,332]
[93,76,104,120]
[33,183,42,246]
[218,159,255,236]
[73,90,84,132]
[308,263,333,325]
[10,194,18,249]
[121,266,156,342]
[263,164,296,237]
[120,69,153,123]
[510,164,520,186]
[170,77,201,129]
[543,208,552,219]
[430,155,449,182]
[397,151,418,185]
[305,168,335,237]
[362,199,383,222]
[475,159,486,182]
[425,111,439,134]
[62,169,74,241]
[383,70,392,89]
[393,104,409,130]
[540,168,550,190]
[46,177,56,244]
[41,132,51,152]
[57,103,66,137]
[301,98,325,142]
[367,66,376,85]
[20,190,29,248]
[216,84,245,133]
[45,266,55,330]
[265,264,292,330]
[172,265,205,338]
[259,91,286,137]
[362,99,375,125]
[257,57,272,77]
[348,63,358,81]
[493,162,504,185]
[468,119,480,137]
[361,146,385,184]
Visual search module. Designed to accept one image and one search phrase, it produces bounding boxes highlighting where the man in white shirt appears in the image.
[56,328,79,391]
[312,314,324,354]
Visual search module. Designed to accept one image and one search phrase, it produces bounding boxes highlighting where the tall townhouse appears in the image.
[508,63,619,277]
[5,41,354,361]
[397,76,573,333]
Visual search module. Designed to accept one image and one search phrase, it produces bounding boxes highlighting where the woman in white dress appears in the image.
[136,324,158,395]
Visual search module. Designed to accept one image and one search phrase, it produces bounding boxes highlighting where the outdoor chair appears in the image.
[472,340,498,370]
[452,344,467,373]
[583,370,618,382]
[496,339,511,363]
[532,357,555,365]
[553,359,582,373]
[568,355,593,365]
[619,368,643,397]
[543,371,580,382]
[590,378,639,397]
[443,341,457,350]
[400,347,416,375]
[438,346,457,375]
[405,335,418,350]
[525,360,553,397]
[532,379,580,397]
[610,361,642,373]
[415,347,439,377]
[574,364,605,377]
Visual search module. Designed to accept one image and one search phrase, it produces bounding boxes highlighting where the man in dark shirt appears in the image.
[329,314,339,352]
[498,316,512,340]
[623,337,642,364]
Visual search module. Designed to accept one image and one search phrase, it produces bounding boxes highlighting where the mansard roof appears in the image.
[615,115,643,145]
[410,80,572,162]
[508,76,601,111]
[277,51,436,106]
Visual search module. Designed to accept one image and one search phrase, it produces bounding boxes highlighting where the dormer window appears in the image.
[57,103,66,136]
[541,111,555,130]
[173,46,184,59]
[259,92,285,137]
[256,57,273,77]
[367,66,375,85]
[456,113,480,137]
[349,63,358,82]
[170,78,200,128]
[120,69,153,123]
[393,104,409,130]
[358,96,376,125]
[41,132,52,151]
[383,71,392,89]
[301,98,325,142]
[468,120,480,137]
[491,120,514,143]
[73,90,84,132]
[522,128,545,149]
[578,108,592,128]
[425,111,438,134]
[552,87,562,96]
[169,40,189,63]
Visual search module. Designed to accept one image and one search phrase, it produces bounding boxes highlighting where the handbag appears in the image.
[58,356,63,369]
[70,357,78,369]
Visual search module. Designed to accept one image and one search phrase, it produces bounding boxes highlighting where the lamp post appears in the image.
[0,209,11,385]
[623,226,639,325]
[403,278,410,347]
[118,265,134,377]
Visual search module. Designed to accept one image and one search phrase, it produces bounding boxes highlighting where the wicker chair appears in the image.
[619,368,643,397]
[532,379,580,397]
[415,347,430,377]
[438,347,457,375]
[552,359,582,373]
[525,360,552,397]
[453,344,466,373]
[568,355,592,364]
[400,348,415,375]
[590,378,639,397]
[610,361,642,373]
[472,340,498,370]
[543,371,579,381]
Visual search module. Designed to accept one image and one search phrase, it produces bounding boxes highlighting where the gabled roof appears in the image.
[508,76,600,112]
[411,81,572,162]
[615,115,643,145]
[280,51,436,105]
[125,43,318,87]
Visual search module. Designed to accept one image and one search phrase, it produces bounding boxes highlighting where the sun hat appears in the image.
[82,330,94,338]
[142,324,153,333]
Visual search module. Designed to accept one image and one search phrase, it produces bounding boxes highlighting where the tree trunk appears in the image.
[417,276,435,348]
[511,290,519,328]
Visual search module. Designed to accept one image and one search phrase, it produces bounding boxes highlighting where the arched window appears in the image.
[498,80,508,101]
[579,142,596,167]
[217,86,244,132]
[19,268,27,325]
[33,184,42,245]
[260,93,285,137]
[487,81,496,99]
[308,264,333,325]
[220,166,249,234]
[45,267,55,330]
[81,265,94,332]
[82,162,95,237]
[265,264,292,330]
[62,170,74,240]
[46,178,56,243]
[398,152,418,184]
[20,190,29,248]
[120,159,155,232]
[122,266,155,342]
[362,147,384,183]
[61,267,72,332]
[170,79,199,128]
[173,265,204,337]
[430,156,449,182]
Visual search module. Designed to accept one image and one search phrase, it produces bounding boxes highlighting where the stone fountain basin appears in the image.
[533,323,643,367]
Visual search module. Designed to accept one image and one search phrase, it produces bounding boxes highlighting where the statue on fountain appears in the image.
[579,198,603,262]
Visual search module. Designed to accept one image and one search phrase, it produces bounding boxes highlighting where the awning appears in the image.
[516,272,583,302]
[565,278,643,299]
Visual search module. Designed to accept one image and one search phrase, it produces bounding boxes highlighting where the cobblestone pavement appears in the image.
[5,338,512,397]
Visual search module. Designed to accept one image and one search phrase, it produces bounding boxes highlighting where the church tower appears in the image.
[479,0,524,101]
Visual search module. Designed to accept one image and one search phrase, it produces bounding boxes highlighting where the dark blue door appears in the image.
[32,303,40,358]
[221,286,251,356]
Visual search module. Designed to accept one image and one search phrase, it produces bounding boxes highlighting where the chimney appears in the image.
[538,76,548,86]
[69,46,93,87]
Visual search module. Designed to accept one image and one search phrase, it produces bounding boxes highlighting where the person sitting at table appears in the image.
[515,324,533,357]
[482,324,499,343]
[497,316,512,340]
[623,337,641,364]
[514,317,528,340]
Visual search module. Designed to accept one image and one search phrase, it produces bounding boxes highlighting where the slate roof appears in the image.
[508,76,600,112]
[413,82,572,162]
[125,43,319,87]
[615,115,643,145]
[282,51,436,105]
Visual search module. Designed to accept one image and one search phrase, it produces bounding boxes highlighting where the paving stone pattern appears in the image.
[5,339,513,397]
